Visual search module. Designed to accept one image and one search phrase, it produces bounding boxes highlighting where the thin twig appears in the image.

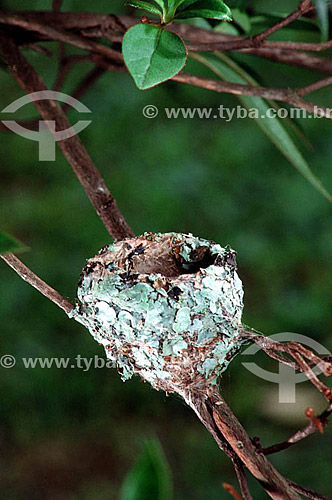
[1,253,74,314]
[250,0,313,46]
[8,8,331,54]
[172,72,332,119]
[288,480,332,500]
[244,333,332,400]
[0,57,104,133]
[239,48,332,76]
[2,10,332,118]
[187,36,332,53]
[0,11,123,64]
[0,34,134,241]
[53,40,67,92]
[297,76,332,96]
[231,457,253,500]
[261,402,332,456]
[52,0,63,12]
[223,483,244,500]
[4,10,332,74]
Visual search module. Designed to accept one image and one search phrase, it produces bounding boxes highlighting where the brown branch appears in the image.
[187,36,332,53]
[179,389,254,499]
[249,1,313,44]
[2,23,331,125]
[288,480,332,500]
[53,39,67,92]
[239,48,332,76]
[0,34,134,241]
[172,72,332,120]
[9,8,322,54]
[231,458,253,500]
[297,75,332,96]
[260,402,332,456]
[1,10,332,118]
[0,253,74,314]
[0,11,123,64]
[184,389,303,500]
[244,333,332,401]
[5,10,332,73]
[68,64,106,102]
[0,56,104,133]
[0,56,117,133]
[223,483,244,500]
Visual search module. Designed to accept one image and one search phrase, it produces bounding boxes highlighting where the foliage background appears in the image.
[0,0,332,498]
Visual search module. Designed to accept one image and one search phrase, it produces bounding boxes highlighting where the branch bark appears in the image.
[1,253,74,314]
[261,402,332,456]
[10,9,332,54]
[0,34,134,241]
[1,11,332,119]
[172,72,332,119]
[3,10,332,75]
[183,388,302,500]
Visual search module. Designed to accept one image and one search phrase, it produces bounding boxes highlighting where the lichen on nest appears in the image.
[71,232,245,394]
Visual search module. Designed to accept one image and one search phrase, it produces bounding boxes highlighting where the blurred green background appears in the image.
[1,0,332,498]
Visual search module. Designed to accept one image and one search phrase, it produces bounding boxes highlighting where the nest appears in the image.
[73,233,245,394]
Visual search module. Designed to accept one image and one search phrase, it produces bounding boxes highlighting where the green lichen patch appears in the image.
[74,233,244,393]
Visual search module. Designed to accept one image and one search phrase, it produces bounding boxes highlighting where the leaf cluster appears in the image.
[126,0,232,24]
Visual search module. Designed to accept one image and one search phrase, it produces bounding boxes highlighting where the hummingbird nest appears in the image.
[72,233,244,395]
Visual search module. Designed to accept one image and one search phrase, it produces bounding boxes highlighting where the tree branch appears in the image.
[297,76,332,96]
[288,480,332,500]
[3,10,332,75]
[0,11,123,64]
[0,253,74,314]
[248,0,313,46]
[0,34,134,241]
[1,9,332,119]
[259,402,332,456]
[239,48,332,76]
[183,389,303,500]
[172,72,332,119]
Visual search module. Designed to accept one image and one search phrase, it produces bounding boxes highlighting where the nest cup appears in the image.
[74,233,244,394]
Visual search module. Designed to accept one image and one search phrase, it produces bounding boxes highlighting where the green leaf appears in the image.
[175,0,232,20]
[152,0,166,10]
[152,0,167,18]
[191,52,332,202]
[174,0,198,10]
[120,438,173,500]
[0,231,28,255]
[313,0,330,42]
[126,0,163,17]
[122,24,187,90]
[231,8,251,32]
[208,52,312,151]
